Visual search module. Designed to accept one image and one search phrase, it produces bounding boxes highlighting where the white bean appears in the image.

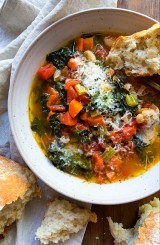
[104,36,116,48]
[84,50,96,62]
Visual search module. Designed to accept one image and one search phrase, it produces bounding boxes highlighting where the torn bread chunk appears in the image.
[0,155,41,236]
[105,23,160,76]
[36,198,97,244]
[108,197,160,245]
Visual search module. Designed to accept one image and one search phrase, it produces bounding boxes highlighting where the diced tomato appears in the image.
[59,111,77,126]
[92,152,105,173]
[64,79,80,90]
[84,141,100,155]
[37,63,56,80]
[106,171,116,182]
[77,94,90,105]
[67,58,79,70]
[47,94,60,108]
[110,121,137,144]
[95,45,108,60]
[107,155,122,173]
[97,174,105,184]
[67,86,79,103]
[87,115,104,127]
[74,123,88,131]
[49,105,66,112]
[83,37,94,50]
[76,37,84,51]
[69,99,83,118]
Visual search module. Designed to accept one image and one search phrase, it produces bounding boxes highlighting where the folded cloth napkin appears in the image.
[0,0,118,244]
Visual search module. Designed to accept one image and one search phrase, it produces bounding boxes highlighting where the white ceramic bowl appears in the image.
[8,8,159,204]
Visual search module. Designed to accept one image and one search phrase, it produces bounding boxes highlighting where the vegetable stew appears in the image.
[29,33,160,184]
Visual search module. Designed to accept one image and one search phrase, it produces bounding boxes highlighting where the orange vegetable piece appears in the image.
[69,99,83,118]
[47,94,60,108]
[87,115,104,126]
[59,111,77,126]
[80,112,88,121]
[67,58,79,70]
[97,174,105,184]
[61,66,69,77]
[106,171,116,182]
[47,111,54,122]
[92,152,105,173]
[46,86,58,95]
[83,37,94,50]
[49,105,66,112]
[67,86,78,103]
[76,37,84,51]
[107,155,122,173]
[64,79,80,90]
[37,63,56,80]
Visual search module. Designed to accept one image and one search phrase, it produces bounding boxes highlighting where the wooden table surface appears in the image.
[82,0,160,244]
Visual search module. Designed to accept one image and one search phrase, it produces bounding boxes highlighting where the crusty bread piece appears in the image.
[108,197,160,245]
[105,23,160,76]
[36,198,97,244]
[0,155,41,236]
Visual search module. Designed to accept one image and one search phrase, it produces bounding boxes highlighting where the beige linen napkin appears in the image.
[0,0,118,244]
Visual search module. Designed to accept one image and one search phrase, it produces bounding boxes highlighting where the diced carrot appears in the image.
[83,37,94,50]
[92,152,105,172]
[67,86,78,103]
[46,86,58,95]
[106,171,116,182]
[67,58,79,70]
[47,94,60,108]
[37,63,56,80]
[69,99,83,118]
[76,37,84,51]
[87,115,104,126]
[47,111,54,122]
[64,79,80,90]
[80,112,88,121]
[49,105,66,112]
[59,111,77,126]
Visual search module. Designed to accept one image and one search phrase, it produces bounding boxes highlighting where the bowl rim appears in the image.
[8,7,159,204]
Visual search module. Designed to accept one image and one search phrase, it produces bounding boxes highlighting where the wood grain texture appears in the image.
[82,1,160,244]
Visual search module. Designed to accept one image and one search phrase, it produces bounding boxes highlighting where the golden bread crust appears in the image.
[0,155,35,208]
[135,212,160,245]
[105,23,160,76]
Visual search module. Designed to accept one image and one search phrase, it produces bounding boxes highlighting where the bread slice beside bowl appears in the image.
[105,22,160,76]
[108,197,160,245]
[0,155,41,237]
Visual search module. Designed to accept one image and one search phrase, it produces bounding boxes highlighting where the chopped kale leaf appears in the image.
[40,93,50,115]
[49,113,64,138]
[54,82,67,104]
[74,129,92,144]
[46,47,73,68]
[31,117,46,136]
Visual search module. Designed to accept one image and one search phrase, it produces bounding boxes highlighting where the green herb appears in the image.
[49,113,64,138]
[46,47,73,68]
[102,146,116,163]
[74,129,91,144]
[48,142,92,179]
[31,117,46,135]
[40,93,50,115]
[54,82,67,104]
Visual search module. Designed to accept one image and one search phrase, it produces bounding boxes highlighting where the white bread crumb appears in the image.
[108,197,160,245]
[36,198,97,244]
[105,23,160,76]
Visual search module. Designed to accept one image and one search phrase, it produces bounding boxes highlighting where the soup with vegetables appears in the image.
[29,33,160,184]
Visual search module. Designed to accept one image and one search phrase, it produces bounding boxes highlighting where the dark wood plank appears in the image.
[82,1,160,244]
[118,0,160,21]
